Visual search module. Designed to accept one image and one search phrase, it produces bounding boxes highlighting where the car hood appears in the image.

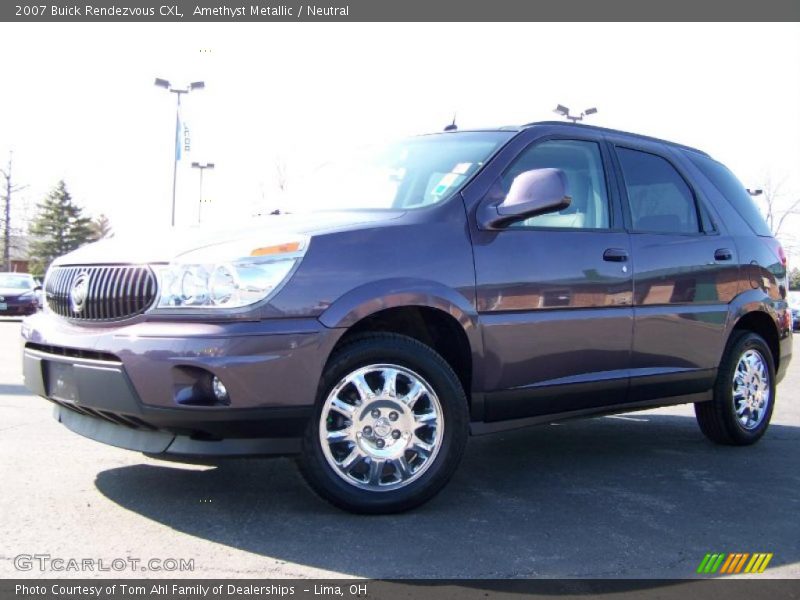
[53,210,405,266]
[0,288,30,297]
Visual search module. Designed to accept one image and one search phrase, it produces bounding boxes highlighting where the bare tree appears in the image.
[772,198,800,239]
[275,155,289,194]
[0,151,27,271]
[757,174,800,237]
[253,156,290,217]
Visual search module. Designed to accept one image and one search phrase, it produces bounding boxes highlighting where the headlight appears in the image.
[155,235,308,310]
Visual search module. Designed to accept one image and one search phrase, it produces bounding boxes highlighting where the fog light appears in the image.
[212,376,229,403]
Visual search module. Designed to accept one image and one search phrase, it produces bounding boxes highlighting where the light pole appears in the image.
[553,104,598,124]
[155,78,205,227]
[191,162,215,224]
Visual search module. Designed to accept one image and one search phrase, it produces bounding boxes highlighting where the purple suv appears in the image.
[21,122,793,513]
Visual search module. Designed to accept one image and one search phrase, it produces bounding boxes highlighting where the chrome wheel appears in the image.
[319,363,444,492]
[732,349,771,430]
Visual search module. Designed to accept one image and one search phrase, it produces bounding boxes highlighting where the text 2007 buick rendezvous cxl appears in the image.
[22,122,793,513]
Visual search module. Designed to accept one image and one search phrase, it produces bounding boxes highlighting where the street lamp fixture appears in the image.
[553,104,598,124]
[155,77,205,226]
[191,161,215,225]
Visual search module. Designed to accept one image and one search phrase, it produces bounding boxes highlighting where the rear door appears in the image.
[608,141,739,402]
[468,130,634,422]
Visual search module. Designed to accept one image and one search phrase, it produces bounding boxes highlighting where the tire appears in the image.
[695,331,776,446]
[298,333,469,514]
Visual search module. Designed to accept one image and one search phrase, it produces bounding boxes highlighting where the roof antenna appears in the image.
[444,113,457,132]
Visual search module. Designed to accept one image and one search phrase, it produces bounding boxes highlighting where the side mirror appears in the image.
[33,285,43,292]
[479,168,571,229]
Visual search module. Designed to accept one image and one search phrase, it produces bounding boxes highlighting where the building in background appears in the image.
[5,234,31,273]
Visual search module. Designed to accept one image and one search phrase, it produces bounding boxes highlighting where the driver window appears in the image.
[504,140,610,229]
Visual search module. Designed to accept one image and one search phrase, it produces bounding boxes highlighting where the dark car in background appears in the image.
[789,291,800,330]
[0,272,41,316]
[21,122,793,513]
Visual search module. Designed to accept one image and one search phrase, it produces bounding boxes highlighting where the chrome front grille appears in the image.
[45,265,157,321]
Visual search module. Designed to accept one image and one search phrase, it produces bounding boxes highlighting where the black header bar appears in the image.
[2,580,800,600]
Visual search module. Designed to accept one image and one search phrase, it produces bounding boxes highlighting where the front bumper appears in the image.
[21,312,343,457]
[1,298,38,316]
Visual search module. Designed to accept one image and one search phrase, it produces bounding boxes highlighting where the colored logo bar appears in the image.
[697,553,773,574]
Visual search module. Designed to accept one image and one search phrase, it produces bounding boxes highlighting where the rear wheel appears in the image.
[695,331,775,446]
[298,333,468,514]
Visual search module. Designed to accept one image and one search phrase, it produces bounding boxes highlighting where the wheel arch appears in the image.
[729,309,781,373]
[319,279,481,398]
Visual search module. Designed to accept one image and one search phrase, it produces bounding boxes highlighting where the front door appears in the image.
[469,135,634,422]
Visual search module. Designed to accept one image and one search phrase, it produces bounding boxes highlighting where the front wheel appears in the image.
[695,331,776,446]
[298,333,468,514]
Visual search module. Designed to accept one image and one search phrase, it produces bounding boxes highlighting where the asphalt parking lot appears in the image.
[1,318,798,579]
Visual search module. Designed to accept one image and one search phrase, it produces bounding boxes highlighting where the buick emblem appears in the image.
[69,272,90,313]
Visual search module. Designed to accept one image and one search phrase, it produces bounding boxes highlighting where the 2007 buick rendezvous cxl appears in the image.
[22,122,793,513]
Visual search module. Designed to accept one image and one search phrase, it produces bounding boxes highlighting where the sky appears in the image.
[0,23,798,253]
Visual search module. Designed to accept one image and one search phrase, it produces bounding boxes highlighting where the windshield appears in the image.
[0,274,33,290]
[281,131,514,212]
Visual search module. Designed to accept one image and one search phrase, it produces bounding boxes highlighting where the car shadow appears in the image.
[94,414,800,578]
[0,383,28,396]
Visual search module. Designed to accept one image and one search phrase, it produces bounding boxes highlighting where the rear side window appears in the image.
[686,152,772,237]
[617,147,700,234]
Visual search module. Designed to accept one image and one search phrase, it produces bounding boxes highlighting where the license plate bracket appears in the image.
[45,361,79,403]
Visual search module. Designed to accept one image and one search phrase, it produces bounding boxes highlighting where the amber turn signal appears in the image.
[250,241,302,257]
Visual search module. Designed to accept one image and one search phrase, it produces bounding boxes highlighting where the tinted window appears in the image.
[686,151,772,237]
[617,147,700,234]
[503,140,610,229]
